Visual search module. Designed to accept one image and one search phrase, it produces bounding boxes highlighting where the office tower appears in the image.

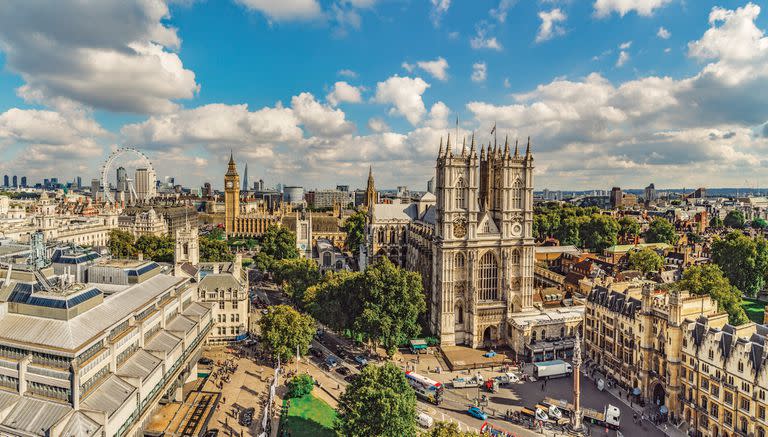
[116,167,127,192]
[20,177,26,188]
[135,168,151,201]
[3,175,8,187]
[76,176,82,189]
[242,162,249,191]
[91,178,100,200]
[12,176,17,188]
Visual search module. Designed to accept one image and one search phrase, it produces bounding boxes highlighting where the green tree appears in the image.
[645,218,678,245]
[135,235,174,262]
[355,258,426,355]
[556,215,587,247]
[579,214,619,252]
[252,251,275,272]
[305,270,364,331]
[711,231,768,297]
[426,422,479,437]
[200,236,234,262]
[627,247,664,275]
[724,210,746,228]
[272,257,322,309]
[335,363,417,437]
[752,218,768,230]
[260,225,299,260]
[675,264,749,325]
[618,216,640,242]
[709,215,724,228]
[343,211,367,256]
[209,226,225,240]
[258,305,315,363]
[286,374,315,398]
[108,229,136,258]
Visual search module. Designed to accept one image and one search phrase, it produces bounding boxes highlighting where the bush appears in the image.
[287,374,315,398]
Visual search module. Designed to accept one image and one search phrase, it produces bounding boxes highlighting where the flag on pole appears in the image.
[490,123,496,135]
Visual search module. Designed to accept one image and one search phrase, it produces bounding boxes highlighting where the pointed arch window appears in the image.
[478,251,499,300]
[511,178,523,210]
[456,178,467,210]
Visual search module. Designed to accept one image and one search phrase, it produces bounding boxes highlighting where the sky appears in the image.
[0,0,767,192]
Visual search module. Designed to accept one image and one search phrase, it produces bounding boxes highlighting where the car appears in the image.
[467,406,488,421]
[310,348,324,359]
[198,357,213,365]
[335,366,351,376]
[344,374,359,383]
[324,356,339,370]
[354,355,368,366]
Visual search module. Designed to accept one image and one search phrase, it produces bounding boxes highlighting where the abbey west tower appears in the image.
[432,134,535,347]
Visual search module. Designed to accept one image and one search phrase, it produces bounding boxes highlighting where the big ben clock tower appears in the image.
[224,151,240,236]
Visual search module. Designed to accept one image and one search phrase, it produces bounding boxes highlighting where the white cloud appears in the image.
[490,0,516,23]
[664,47,672,53]
[471,25,503,50]
[291,92,355,137]
[593,0,672,18]
[374,76,431,125]
[616,50,630,67]
[403,57,449,81]
[688,3,765,63]
[657,27,671,39]
[0,0,199,114]
[430,0,451,27]
[504,78,511,88]
[367,117,389,133]
[338,69,358,78]
[472,62,487,82]
[536,9,567,43]
[619,41,632,50]
[326,81,363,106]
[425,102,451,129]
[234,0,322,21]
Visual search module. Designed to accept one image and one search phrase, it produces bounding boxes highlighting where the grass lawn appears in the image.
[742,298,766,324]
[282,393,336,437]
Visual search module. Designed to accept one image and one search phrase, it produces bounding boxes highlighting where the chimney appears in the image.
[234,253,242,283]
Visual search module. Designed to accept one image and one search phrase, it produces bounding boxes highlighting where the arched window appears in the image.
[478,252,499,300]
[531,331,537,342]
[457,305,464,324]
[494,175,503,209]
[560,327,565,337]
[456,178,467,209]
[455,253,465,269]
[322,252,332,266]
[511,178,523,209]
[510,249,520,265]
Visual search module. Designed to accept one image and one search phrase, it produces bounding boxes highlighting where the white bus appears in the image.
[405,371,444,405]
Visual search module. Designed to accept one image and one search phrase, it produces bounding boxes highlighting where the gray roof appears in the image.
[183,301,212,319]
[145,331,182,353]
[2,396,71,436]
[81,375,136,417]
[59,411,102,437]
[0,274,185,352]
[373,203,418,221]
[420,205,436,225]
[199,273,241,291]
[166,315,196,335]
[116,349,162,381]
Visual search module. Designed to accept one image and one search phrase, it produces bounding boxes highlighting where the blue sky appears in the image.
[1,0,767,191]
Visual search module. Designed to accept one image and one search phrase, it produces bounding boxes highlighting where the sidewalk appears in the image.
[584,370,687,437]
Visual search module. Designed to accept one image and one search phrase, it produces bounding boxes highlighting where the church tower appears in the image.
[174,219,199,276]
[364,166,376,211]
[224,152,240,236]
[432,133,536,348]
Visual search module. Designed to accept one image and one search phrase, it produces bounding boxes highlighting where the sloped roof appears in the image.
[373,203,418,221]
[81,375,136,417]
[2,396,71,436]
[59,411,102,437]
[116,349,162,381]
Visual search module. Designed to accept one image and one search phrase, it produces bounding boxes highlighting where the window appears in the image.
[724,411,733,427]
[478,252,499,300]
[742,418,749,433]
[230,327,236,335]
[738,361,744,372]
[711,404,718,418]
[233,300,238,310]
[511,178,523,209]
[219,301,225,310]
[725,391,733,406]
[708,349,714,360]
[759,405,766,420]
[231,314,236,322]
[711,385,719,397]
[455,253,465,269]
[759,428,766,437]
[456,178,467,209]
[457,305,464,324]
[741,398,751,412]
[742,382,751,392]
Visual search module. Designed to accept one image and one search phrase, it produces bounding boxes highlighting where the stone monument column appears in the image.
[572,333,584,432]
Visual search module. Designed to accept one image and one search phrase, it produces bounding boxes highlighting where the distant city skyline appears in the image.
[0,1,767,190]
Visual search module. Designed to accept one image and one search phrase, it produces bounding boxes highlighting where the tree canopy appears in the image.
[259,225,299,260]
[645,218,678,245]
[307,258,426,356]
[108,230,175,262]
[579,214,620,252]
[618,216,641,243]
[627,247,664,275]
[709,215,724,229]
[200,235,233,262]
[752,218,768,230]
[108,229,136,258]
[343,211,367,256]
[711,231,768,297]
[426,422,479,437]
[258,304,315,363]
[675,264,749,325]
[272,257,322,310]
[335,362,417,437]
[724,210,746,229]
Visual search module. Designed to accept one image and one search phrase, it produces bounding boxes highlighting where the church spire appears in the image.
[469,132,476,157]
[525,136,532,159]
[365,165,376,210]
[461,136,467,157]
[480,143,486,160]
[514,139,520,158]
[226,150,238,176]
[438,137,444,157]
[446,133,452,157]
[503,135,510,159]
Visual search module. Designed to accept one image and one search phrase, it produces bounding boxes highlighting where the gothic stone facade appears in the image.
[376,135,536,348]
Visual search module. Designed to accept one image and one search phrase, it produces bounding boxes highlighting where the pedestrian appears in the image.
[541,382,545,391]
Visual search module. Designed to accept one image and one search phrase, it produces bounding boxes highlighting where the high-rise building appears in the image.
[91,178,100,200]
[3,175,8,187]
[644,183,656,204]
[19,176,26,188]
[336,185,349,192]
[135,168,151,201]
[610,186,623,209]
[116,166,128,192]
[12,175,17,188]
[76,176,82,189]
[242,162,249,191]
[254,179,265,191]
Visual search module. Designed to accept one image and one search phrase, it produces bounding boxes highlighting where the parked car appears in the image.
[354,355,368,366]
[344,374,359,383]
[467,406,488,421]
[309,347,324,358]
[198,357,213,365]
[335,366,351,376]
[324,356,339,370]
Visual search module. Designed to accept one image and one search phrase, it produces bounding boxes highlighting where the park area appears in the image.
[280,394,336,437]
[742,298,766,324]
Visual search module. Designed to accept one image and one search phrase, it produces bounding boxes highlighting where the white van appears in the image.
[417,412,434,428]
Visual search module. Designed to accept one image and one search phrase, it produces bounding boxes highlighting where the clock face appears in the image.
[226,181,233,188]
[453,218,467,238]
